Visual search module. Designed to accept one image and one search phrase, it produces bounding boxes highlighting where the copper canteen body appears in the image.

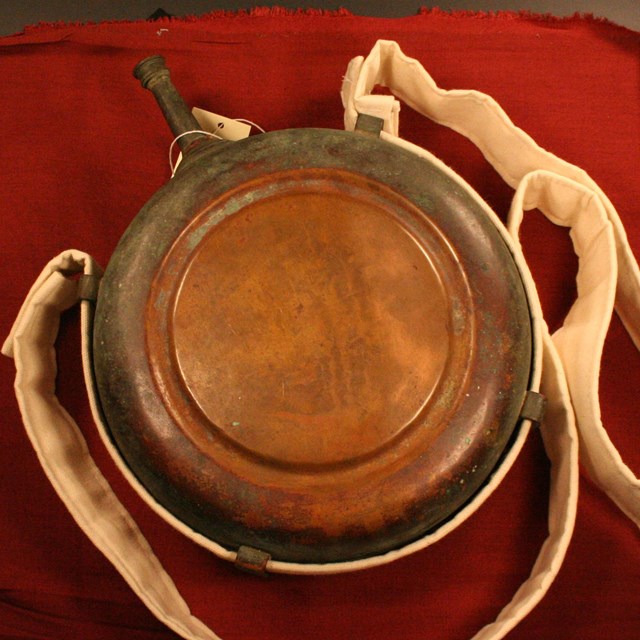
[92,56,534,564]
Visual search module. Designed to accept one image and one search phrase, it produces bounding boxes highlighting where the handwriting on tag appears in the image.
[192,107,251,141]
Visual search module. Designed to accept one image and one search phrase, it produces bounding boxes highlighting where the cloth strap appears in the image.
[342,40,640,525]
[1,251,222,640]
[3,40,639,640]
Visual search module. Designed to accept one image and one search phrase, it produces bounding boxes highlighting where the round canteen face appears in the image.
[93,127,534,564]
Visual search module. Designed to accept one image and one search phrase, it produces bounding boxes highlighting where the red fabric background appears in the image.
[0,9,638,640]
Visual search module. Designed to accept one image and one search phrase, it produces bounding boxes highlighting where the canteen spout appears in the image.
[133,55,213,154]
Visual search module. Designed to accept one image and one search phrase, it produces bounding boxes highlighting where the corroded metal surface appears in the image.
[92,60,533,564]
[133,55,207,153]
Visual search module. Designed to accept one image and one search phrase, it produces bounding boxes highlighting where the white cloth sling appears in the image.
[3,40,638,640]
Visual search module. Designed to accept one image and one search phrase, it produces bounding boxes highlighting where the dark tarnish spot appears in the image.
[95,126,533,564]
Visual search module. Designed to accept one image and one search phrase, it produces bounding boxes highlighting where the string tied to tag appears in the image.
[169,129,222,176]
[169,119,267,176]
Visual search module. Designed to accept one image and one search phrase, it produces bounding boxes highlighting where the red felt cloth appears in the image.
[0,8,638,640]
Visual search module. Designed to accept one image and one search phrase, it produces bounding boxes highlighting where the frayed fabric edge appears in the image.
[13,5,637,38]
[418,7,636,32]
[16,6,353,36]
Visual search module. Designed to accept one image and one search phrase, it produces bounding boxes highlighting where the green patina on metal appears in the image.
[92,55,534,564]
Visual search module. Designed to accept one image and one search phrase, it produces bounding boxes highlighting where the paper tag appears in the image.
[192,107,251,141]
